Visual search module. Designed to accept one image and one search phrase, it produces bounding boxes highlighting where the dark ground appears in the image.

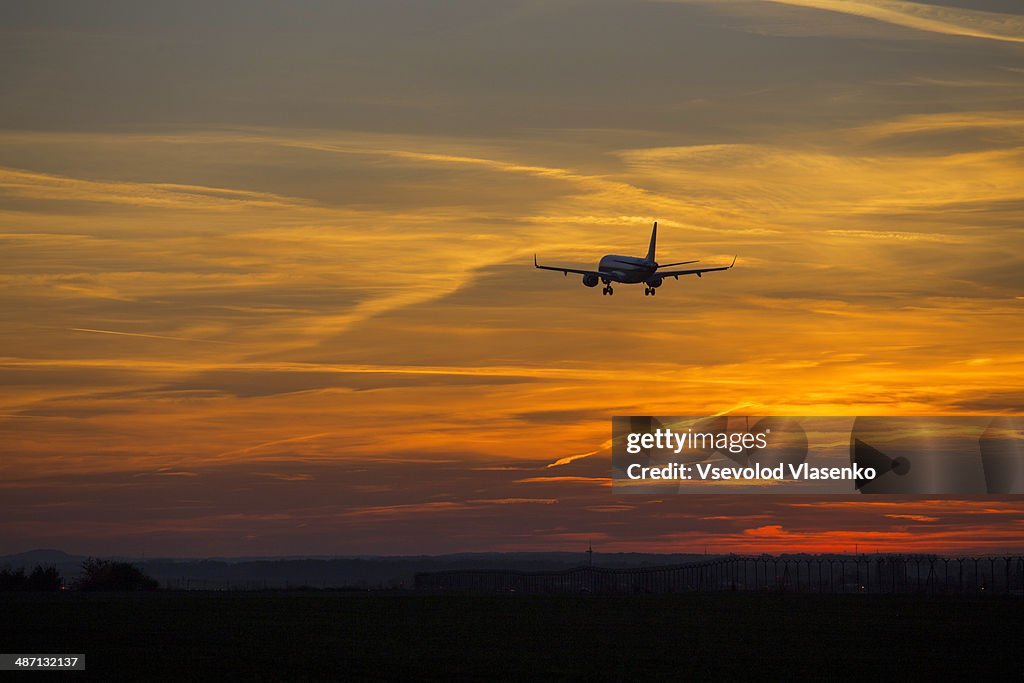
[1,592,1021,680]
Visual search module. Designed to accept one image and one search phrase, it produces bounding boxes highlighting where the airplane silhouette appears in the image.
[534,221,736,296]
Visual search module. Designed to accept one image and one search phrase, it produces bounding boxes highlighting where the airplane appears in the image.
[534,221,736,296]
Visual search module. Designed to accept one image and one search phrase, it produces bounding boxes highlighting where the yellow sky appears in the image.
[0,0,1022,556]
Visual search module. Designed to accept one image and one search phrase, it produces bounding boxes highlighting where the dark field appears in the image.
[2,592,1022,680]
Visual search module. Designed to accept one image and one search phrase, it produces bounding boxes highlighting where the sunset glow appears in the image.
[1,0,1022,556]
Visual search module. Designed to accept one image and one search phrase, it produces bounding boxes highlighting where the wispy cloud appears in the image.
[759,0,1024,43]
[0,167,309,211]
[885,513,940,522]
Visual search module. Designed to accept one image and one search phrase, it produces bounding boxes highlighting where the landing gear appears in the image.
[602,286,614,296]
[644,287,656,296]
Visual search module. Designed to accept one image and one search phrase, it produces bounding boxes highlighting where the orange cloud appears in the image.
[884,514,940,522]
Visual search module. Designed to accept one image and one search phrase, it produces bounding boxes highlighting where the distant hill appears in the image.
[0,549,76,565]
[0,549,82,580]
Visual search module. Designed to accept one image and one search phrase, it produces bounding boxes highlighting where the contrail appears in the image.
[69,328,235,345]
[214,433,335,459]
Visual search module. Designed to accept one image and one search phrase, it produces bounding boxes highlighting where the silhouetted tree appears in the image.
[74,558,158,591]
[26,565,63,591]
[0,567,27,591]
[0,565,63,591]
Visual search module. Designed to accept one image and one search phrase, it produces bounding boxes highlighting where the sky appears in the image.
[1,0,1022,557]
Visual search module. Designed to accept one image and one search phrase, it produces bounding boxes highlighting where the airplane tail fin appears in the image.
[646,221,657,261]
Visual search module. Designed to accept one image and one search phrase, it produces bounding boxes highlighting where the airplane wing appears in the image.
[534,255,616,279]
[658,256,737,279]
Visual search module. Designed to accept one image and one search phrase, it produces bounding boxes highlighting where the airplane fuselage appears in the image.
[597,254,658,284]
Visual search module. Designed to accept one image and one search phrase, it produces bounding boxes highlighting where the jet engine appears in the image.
[645,276,663,289]
[582,273,599,288]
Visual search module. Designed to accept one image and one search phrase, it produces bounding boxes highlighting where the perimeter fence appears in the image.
[414,555,1024,595]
